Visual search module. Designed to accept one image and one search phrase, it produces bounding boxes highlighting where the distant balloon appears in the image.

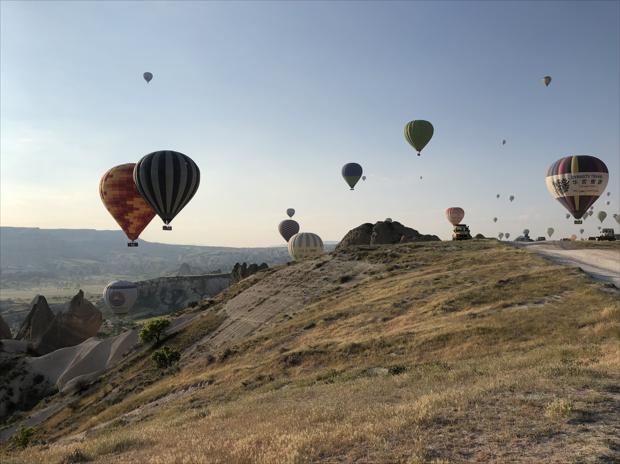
[505,233,510,239]
[589,210,594,216]
[607,192,611,196]
[446,207,465,226]
[547,227,554,238]
[278,219,300,243]
[597,211,607,223]
[606,201,610,206]
[570,234,577,241]
[493,217,498,223]
[286,208,295,218]
[341,163,363,190]
[404,120,434,156]
[543,76,552,87]
[288,232,324,260]
[143,72,153,83]
[566,213,570,219]
[614,214,620,225]
[579,228,584,235]
[103,280,138,315]
[523,229,530,236]
[100,163,156,246]
[498,232,504,240]
[420,176,423,180]
[362,176,366,181]
[502,140,506,145]
[545,155,608,222]
[509,195,515,202]
[134,151,200,230]
[598,226,602,230]
[496,194,500,199]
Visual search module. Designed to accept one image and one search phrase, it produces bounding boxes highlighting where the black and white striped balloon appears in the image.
[288,232,324,260]
[134,151,200,229]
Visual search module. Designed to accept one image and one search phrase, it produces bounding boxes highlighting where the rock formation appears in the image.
[336,220,440,251]
[231,263,268,284]
[15,291,102,356]
[15,295,55,344]
[0,314,11,339]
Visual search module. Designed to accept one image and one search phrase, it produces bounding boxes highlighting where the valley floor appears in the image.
[1,240,619,463]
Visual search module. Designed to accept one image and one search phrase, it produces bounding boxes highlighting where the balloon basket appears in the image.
[574,220,582,224]
[163,225,172,231]
[127,242,138,247]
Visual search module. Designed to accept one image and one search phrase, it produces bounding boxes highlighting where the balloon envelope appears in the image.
[134,151,200,227]
[570,234,577,241]
[100,164,156,243]
[341,163,363,190]
[543,76,552,86]
[509,195,515,202]
[286,208,295,218]
[547,227,554,237]
[143,72,153,83]
[545,155,608,220]
[505,233,510,239]
[103,280,138,315]
[498,232,504,239]
[523,229,530,236]
[288,232,324,260]
[278,219,300,243]
[404,120,434,155]
[445,207,465,226]
[597,211,607,223]
[493,217,497,223]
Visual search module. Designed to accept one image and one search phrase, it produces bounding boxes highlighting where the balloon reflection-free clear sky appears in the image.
[1,1,618,246]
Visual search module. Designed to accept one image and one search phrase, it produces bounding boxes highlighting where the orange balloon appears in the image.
[99,164,156,242]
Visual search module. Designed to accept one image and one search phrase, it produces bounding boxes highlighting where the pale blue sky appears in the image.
[1,0,618,246]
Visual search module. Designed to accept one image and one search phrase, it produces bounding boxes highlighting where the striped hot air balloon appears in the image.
[100,163,156,246]
[341,163,363,190]
[278,219,300,243]
[288,232,324,260]
[103,280,138,315]
[134,151,200,230]
[445,207,465,226]
[404,120,434,156]
[545,155,608,224]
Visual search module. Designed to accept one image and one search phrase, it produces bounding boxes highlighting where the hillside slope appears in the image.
[2,241,619,463]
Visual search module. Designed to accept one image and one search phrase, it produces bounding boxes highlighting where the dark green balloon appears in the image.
[404,120,434,156]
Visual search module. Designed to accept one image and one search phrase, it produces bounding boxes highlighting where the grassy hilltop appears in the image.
[2,240,619,463]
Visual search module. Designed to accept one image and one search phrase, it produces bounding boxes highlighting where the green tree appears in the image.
[151,346,181,368]
[139,318,171,345]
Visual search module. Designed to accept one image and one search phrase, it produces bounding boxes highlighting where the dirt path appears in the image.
[517,242,620,288]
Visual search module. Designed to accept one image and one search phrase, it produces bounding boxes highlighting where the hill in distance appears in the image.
[1,240,618,463]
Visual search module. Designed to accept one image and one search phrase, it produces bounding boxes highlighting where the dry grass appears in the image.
[2,241,619,463]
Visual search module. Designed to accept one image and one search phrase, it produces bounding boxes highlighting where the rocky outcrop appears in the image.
[336,220,440,251]
[14,292,102,356]
[0,315,11,339]
[35,291,103,355]
[15,295,55,344]
[135,274,231,315]
[231,263,268,284]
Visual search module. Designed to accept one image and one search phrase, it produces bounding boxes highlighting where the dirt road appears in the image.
[516,242,620,288]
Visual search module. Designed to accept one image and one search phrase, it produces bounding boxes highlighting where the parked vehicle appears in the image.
[597,228,616,241]
[452,224,472,241]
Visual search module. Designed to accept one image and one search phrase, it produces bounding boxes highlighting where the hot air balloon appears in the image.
[502,140,506,145]
[509,195,515,202]
[420,176,423,180]
[341,163,363,190]
[607,192,611,196]
[498,232,504,240]
[579,228,584,235]
[505,233,510,239]
[278,219,300,243]
[566,213,570,219]
[100,164,156,246]
[103,280,138,315]
[547,227,554,238]
[496,194,500,199]
[598,226,602,230]
[445,207,465,226]
[613,214,620,225]
[523,229,530,236]
[545,155,608,223]
[570,234,577,241]
[543,76,552,87]
[606,201,611,206]
[362,176,366,181]
[404,120,434,156]
[493,217,498,223]
[589,210,594,216]
[598,211,607,223]
[288,232,324,260]
[134,151,200,230]
[286,208,295,218]
[143,72,153,83]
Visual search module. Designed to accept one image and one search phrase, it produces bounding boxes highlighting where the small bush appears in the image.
[388,365,408,375]
[61,448,91,463]
[139,318,171,345]
[12,426,35,449]
[151,346,181,368]
[545,398,574,418]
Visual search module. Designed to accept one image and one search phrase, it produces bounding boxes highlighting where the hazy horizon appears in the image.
[1,1,619,246]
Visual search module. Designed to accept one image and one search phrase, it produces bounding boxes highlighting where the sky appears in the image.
[1,0,619,247]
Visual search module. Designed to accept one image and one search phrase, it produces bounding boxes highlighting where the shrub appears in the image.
[12,426,35,449]
[151,346,181,369]
[545,398,574,418]
[139,318,171,345]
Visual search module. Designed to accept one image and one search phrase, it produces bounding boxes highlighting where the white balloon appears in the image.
[103,280,138,315]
